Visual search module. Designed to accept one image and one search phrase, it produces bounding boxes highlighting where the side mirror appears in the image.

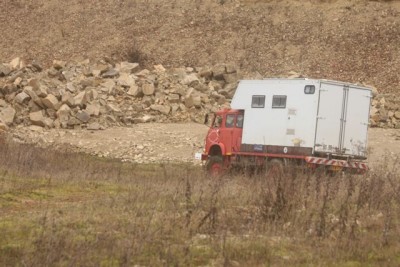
[204,114,209,125]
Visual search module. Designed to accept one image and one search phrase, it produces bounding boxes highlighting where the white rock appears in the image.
[10,57,23,70]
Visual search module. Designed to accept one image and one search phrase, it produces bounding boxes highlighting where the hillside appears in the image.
[1,0,399,93]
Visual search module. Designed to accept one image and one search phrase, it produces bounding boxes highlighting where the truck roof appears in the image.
[238,78,372,91]
[215,108,242,115]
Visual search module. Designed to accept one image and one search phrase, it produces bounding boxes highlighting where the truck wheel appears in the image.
[266,159,284,177]
[206,156,224,176]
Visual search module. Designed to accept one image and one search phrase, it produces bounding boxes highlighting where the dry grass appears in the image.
[1,133,400,266]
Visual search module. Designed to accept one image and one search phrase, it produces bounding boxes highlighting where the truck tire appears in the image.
[266,159,284,178]
[206,156,224,176]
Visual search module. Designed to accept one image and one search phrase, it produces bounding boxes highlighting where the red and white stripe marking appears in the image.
[305,156,368,170]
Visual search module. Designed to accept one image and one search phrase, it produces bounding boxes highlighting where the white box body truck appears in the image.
[200,78,372,175]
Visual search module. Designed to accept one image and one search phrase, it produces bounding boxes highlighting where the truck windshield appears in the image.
[236,114,244,128]
[225,114,235,128]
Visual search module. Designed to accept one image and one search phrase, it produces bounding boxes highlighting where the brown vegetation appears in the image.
[1,133,400,266]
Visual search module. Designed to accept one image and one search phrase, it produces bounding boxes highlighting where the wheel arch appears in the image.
[209,143,226,156]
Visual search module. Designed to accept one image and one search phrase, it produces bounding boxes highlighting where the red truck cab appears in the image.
[203,109,244,173]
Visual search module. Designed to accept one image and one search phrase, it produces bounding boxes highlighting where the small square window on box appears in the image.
[304,85,315,94]
[252,95,265,108]
[272,95,287,108]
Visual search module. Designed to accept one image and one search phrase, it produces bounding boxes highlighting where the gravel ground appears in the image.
[10,124,400,169]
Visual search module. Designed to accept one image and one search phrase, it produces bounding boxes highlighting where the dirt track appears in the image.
[10,123,400,169]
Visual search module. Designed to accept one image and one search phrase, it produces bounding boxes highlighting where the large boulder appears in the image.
[0,106,16,125]
[28,79,47,97]
[61,92,75,106]
[102,68,119,78]
[76,110,90,123]
[24,86,44,108]
[150,104,171,115]
[0,122,8,131]
[142,83,155,96]
[86,102,100,116]
[127,84,142,97]
[10,57,24,70]
[29,110,46,127]
[53,60,66,70]
[56,104,71,122]
[0,64,11,77]
[181,73,199,86]
[117,62,140,73]
[101,80,115,93]
[74,91,87,107]
[42,94,60,110]
[212,64,226,80]
[168,94,180,104]
[117,73,136,87]
[14,92,31,104]
[107,103,121,113]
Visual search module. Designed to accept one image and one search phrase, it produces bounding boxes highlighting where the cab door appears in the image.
[217,113,244,155]
[219,114,236,154]
[232,113,244,152]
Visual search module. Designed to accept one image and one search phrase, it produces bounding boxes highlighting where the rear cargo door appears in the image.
[314,82,345,154]
[341,87,371,157]
[315,82,371,157]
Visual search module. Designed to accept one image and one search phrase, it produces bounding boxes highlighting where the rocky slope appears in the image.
[0,57,399,131]
[1,0,399,93]
[0,58,236,131]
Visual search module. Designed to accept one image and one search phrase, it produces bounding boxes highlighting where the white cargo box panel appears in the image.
[315,81,371,157]
[230,79,372,158]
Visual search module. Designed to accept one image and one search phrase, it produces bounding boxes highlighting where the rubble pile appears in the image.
[0,58,237,131]
[0,57,398,131]
[370,94,400,129]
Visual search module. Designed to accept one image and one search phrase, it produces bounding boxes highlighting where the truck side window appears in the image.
[213,115,223,128]
[272,95,287,108]
[225,114,235,128]
[304,85,315,94]
[251,95,265,108]
[236,114,244,128]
